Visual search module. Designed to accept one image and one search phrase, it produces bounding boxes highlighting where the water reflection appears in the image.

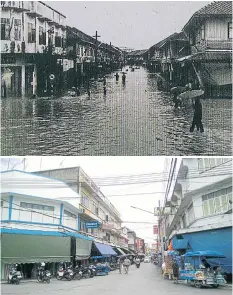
[1,67,232,156]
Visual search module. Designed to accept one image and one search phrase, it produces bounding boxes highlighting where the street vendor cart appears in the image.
[179,251,227,288]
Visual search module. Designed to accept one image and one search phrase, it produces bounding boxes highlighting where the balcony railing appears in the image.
[193,40,232,53]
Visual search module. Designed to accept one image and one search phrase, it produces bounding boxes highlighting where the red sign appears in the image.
[153,225,158,235]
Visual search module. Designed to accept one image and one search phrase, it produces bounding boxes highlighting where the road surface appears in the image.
[2,263,231,295]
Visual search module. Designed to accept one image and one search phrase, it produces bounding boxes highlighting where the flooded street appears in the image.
[1,67,232,156]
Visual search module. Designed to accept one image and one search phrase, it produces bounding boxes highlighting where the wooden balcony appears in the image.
[192,40,232,53]
[0,1,29,12]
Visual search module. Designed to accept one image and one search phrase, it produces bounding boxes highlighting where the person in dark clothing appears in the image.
[115,73,119,82]
[76,87,81,96]
[190,97,204,133]
[103,86,107,96]
[172,260,179,284]
[201,259,211,269]
[122,73,126,84]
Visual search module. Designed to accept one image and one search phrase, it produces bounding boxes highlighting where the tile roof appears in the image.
[195,1,232,16]
[183,1,232,31]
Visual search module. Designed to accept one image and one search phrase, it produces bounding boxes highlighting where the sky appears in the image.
[1,156,172,244]
[46,1,210,49]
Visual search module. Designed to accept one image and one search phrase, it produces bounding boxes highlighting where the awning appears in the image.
[1,231,71,264]
[173,239,189,250]
[121,247,132,254]
[117,248,127,255]
[94,242,117,257]
[176,51,232,63]
[76,238,92,260]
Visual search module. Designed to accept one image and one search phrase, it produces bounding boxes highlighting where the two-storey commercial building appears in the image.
[161,158,232,275]
[179,1,232,97]
[1,1,68,98]
[0,170,94,280]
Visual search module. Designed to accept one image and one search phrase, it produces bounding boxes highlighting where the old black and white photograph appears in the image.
[1,1,232,155]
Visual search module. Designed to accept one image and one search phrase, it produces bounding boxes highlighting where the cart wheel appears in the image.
[194,281,203,288]
[211,284,219,289]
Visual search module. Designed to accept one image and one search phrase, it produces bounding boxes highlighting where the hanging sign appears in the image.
[85,221,100,229]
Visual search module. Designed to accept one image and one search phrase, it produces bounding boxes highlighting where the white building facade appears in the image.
[1,1,67,97]
[35,167,125,248]
[162,158,232,274]
[0,170,94,280]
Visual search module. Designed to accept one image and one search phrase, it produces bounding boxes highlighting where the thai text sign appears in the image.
[85,221,100,228]
[153,225,158,235]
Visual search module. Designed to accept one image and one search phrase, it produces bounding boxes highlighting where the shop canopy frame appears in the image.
[1,228,93,264]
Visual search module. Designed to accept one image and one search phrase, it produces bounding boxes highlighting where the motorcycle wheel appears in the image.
[74,273,82,280]
[84,272,91,279]
[16,279,20,285]
[46,278,50,284]
[37,275,41,282]
[211,284,219,289]
[66,274,72,281]
[56,274,62,280]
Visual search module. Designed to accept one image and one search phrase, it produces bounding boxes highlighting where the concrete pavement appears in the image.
[1,263,231,295]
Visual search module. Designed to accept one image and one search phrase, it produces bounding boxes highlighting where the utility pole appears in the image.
[92,31,101,77]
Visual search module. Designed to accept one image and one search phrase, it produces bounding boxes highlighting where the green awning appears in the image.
[1,233,71,264]
[76,238,92,260]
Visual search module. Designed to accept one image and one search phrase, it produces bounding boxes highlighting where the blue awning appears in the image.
[94,242,117,257]
[173,239,189,250]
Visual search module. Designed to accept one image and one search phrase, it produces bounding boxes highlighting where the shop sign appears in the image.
[86,221,100,228]
[153,225,158,235]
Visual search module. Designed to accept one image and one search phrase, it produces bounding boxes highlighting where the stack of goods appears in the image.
[163,256,173,278]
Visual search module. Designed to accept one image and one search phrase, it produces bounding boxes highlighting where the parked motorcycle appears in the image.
[79,266,91,279]
[37,270,51,283]
[56,266,73,281]
[88,265,97,277]
[72,266,82,280]
[8,266,22,285]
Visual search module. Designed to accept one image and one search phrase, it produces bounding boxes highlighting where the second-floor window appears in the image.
[228,22,232,39]
[92,202,98,215]
[81,194,89,208]
[39,26,46,45]
[1,18,10,40]
[55,32,62,47]
[198,158,230,173]
[28,23,36,43]
[202,186,232,216]
[201,24,205,40]
[64,209,76,219]
[14,19,21,41]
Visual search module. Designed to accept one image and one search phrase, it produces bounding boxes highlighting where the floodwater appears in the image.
[1,67,232,156]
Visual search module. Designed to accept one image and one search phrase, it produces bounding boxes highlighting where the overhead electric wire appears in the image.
[2,169,232,189]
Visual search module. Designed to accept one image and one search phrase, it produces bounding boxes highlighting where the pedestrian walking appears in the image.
[190,97,204,133]
[115,72,119,82]
[103,86,107,96]
[118,258,123,274]
[172,260,179,284]
[123,257,130,274]
[122,72,126,84]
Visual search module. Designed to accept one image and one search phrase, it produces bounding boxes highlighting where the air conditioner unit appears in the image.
[81,209,85,213]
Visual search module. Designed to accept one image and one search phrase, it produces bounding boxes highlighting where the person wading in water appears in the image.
[190,97,204,133]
